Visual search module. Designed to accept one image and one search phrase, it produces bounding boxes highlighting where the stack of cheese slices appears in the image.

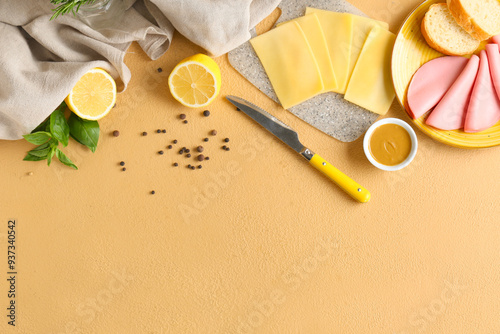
[250,8,396,116]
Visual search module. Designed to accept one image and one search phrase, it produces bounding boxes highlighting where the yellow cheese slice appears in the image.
[344,26,396,115]
[276,14,337,92]
[250,21,324,109]
[306,8,353,94]
[349,16,390,85]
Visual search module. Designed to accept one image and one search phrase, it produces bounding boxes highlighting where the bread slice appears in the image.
[422,3,480,56]
[447,0,500,41]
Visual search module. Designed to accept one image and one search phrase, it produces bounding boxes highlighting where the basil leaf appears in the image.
[23,131,52,145]
[68,113,99,153]
[50,103,70,147]
[47,146,57,166]
[31,118,50,134]
[56,149,78,170]
[25,141,51,158]
[23,153,47,161]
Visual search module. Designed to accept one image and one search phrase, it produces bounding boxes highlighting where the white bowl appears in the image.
[363,118,418,171]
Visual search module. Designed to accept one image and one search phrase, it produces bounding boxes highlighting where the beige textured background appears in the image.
[1,1,500,333]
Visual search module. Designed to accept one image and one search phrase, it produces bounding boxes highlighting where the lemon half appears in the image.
[168,54,221,108]
[66,68,117,121]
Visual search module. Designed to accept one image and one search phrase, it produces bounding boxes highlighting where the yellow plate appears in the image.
[392,0,500,149]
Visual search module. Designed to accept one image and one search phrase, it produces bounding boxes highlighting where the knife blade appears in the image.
[226,95,371,203]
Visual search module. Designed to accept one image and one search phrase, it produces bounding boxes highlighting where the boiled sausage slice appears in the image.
[407,56,468,119]
[426,55,479,130]
[464,50,500,133]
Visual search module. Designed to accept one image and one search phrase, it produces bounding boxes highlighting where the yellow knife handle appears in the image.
[308,153,371,203]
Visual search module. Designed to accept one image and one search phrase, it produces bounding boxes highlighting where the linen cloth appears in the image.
[0,0,280,140]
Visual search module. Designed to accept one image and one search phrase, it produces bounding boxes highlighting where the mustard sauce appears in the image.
[369,124,412,166]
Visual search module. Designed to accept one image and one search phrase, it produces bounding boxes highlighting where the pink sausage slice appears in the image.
[486,44,500,101]
[464,50,500,133]
[426,55,480,130]
[493,34,500,46]
[407,56,468,119]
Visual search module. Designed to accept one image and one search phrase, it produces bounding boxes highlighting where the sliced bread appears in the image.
[421,3,480,56]
[447,0,500,41]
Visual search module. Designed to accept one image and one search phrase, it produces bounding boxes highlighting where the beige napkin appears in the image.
[0,0,280,140]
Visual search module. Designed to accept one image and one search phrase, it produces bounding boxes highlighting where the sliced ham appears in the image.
[486,44,500,101]
[425,55,480,130]
[464,50,500,133]
[407,56,468,119]
[493,34,500,46]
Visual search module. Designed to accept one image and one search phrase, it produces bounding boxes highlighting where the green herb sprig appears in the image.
[50,0,98,20]
[23,102,100,169]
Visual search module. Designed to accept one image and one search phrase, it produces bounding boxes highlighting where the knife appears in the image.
[226,96,371,203]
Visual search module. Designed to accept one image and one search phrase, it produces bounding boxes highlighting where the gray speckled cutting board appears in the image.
[228,0,379,142]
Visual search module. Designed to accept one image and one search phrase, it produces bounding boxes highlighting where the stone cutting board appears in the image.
[228,0,380,142]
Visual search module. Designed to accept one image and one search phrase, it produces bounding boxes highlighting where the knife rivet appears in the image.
[322,162,326,166]
[358,188,362,192]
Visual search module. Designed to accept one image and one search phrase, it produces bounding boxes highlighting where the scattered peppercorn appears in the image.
[203,110,210,117]
[151,190,156,194]
[197,155,205,161]
[179,148,185,154]
[180,114,186,120]
[224,138,230,142]
[162,129,166,133]
[120,161,125,166]
[186,154,192,158]
[197,146,204,152]
[225,147,230,151]
[122,167,126,171]
[197,165,202,169]
[205,156,210,160]
[173,140,178,144]
[183,120,188,124]
[167,145,173,149]
[222,145,227,150]
[185,149,190,153]
[112,130,120,137]
[187,164,192,168]
[211,130,217,136]
[191,166,196,170]
[203,138,209,142]
[173,163,178,167]
[157,68,163,73]
[142,131,148,136]
[157,129,161,133]
[158,150,164,155]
